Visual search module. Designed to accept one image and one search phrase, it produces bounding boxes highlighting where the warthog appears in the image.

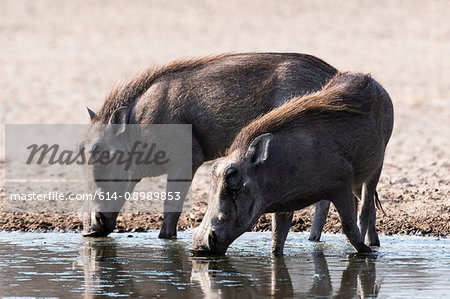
[81,53,343,238]
[192,72,394,254]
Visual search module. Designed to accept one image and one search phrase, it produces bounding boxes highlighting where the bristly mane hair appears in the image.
[228,72,378,155]
[93,53,336,123]
[94,55,230,123]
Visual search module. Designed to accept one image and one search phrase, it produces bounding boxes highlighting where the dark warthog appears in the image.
[192,72,394,254]
[82,52,384,241]
[81,53,342,238]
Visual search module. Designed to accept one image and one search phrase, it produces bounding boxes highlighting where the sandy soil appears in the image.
[1,0,449,237]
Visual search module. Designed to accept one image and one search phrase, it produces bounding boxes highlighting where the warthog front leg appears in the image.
[159,213,182,239]
[159,179,191,239]
[271,211,294,255]
[159,140,204,239]
[333,188,371,253]
[308,200,331,242]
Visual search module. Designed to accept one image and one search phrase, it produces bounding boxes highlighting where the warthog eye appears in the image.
[91,143,101,153]
[224,164,242,190]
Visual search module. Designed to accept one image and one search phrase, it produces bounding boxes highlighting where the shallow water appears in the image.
[0,231,448,298]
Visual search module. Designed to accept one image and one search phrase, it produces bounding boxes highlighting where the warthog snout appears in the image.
[80,210,117,237]
[191,228,226,255]
[208,230,218,250]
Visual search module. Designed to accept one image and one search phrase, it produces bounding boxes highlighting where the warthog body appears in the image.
[192,72,394,254]
[82,53,342,238]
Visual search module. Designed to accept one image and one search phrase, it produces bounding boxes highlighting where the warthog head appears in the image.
[192,133,273,254]
[79,107,139,237]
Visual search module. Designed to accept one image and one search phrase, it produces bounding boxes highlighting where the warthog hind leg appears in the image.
[358,165,383,247]
[333,187,371,253]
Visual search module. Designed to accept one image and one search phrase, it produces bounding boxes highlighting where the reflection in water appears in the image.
[1,232,447,298]
[77,238,139,297]
[77,238,199,298]
[191,257,260,298]
[270,257,294,298]
[77,237,382,298]
[335,254,381,299]
[308,251,332,297]
[189,250,381,298]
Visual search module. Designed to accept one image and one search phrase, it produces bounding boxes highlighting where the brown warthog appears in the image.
[192,72,394,254]
[81,53,343,239]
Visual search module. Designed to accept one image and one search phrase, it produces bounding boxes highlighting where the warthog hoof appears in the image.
[367,233,380,247]
[308,234,322,242]
[357,243,372,253]
[81,229,110,237]
[158,228,177,239]
[368,239,380,247]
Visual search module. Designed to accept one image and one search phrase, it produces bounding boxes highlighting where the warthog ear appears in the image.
[86,107,96,121]
[108,106,129,135]
[245,133,273,165]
